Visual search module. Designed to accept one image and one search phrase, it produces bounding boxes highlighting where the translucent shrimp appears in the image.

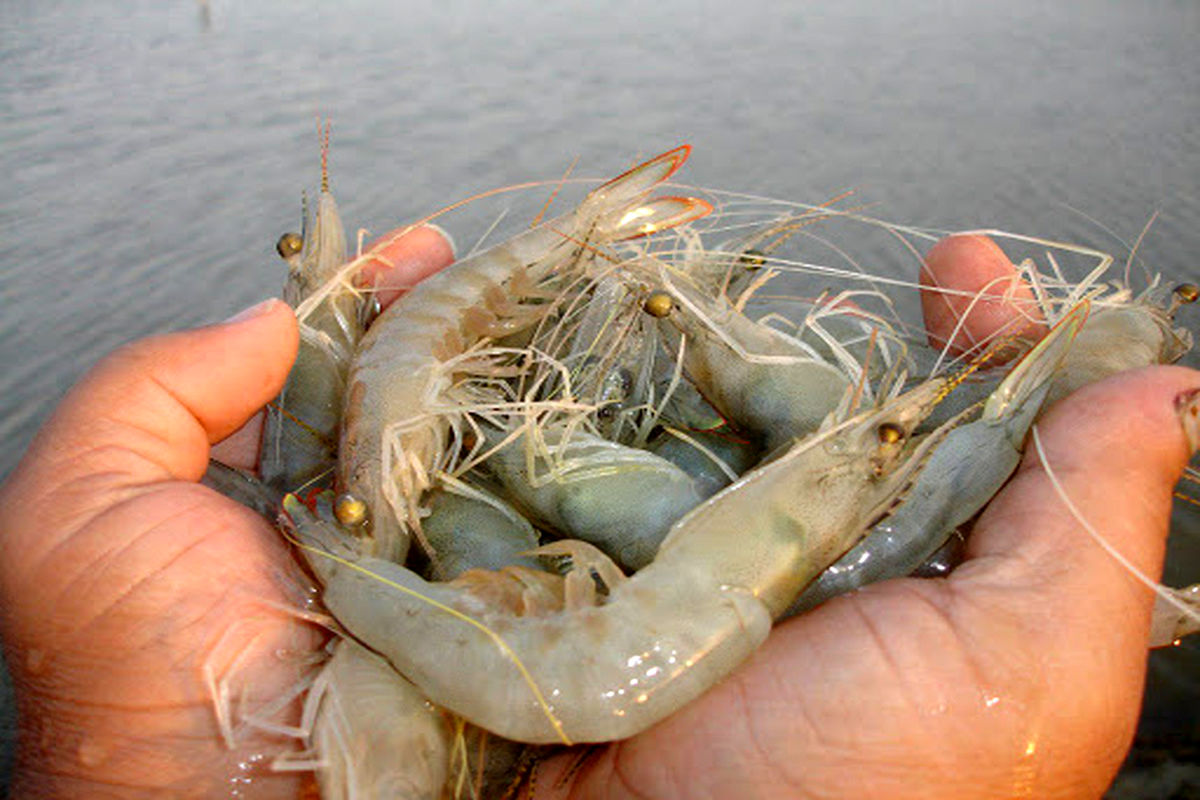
[263,131,365,495]
[285,373,966,745]
[650,265,888,453]
[480,421,703,571]
[1043,280,1196,407]
[787,300,1089,614]
[337,146,711,562]
[305,639,450,800]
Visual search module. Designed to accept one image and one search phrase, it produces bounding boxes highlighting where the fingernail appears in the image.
[224,298,283,324]
[1176,388,1200,454]
[423,223,457,259]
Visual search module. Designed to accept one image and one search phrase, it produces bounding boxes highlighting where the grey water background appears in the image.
[1,0,1198,793]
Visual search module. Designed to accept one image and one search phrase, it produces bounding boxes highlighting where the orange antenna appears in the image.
[532,155,580,227]
[1175,491,1200,509]
[319,119,331,193]
[846,326,879,414]
[755,190,872,256]
[933,318,1034,405]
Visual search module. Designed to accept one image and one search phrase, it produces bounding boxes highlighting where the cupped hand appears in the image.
[1,230,1194,799]
[530,236,1200,799]
[0,226,454,797]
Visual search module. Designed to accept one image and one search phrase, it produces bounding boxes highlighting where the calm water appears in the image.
[2,0,1198,791]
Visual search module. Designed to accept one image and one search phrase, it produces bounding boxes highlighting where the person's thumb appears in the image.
[0,299,297,542]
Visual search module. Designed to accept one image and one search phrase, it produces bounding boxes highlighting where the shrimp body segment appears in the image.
[293,376,956,744]
[483,424,704,571]
[338,146,710,561]
[657,273,856,452]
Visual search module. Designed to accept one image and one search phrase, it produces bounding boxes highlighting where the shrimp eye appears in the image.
[276,232,303,259]
[644,292,673,318]
[334,493,368,526]
[739,249,767,269]
[1174,283,1199,304]
[876,422,904,445]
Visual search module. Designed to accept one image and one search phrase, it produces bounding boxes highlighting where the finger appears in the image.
[356,223,456,309]
[951,365,1200,689]
[209,413,265,470]
[7,299,298,498]
[920,234,1048,356]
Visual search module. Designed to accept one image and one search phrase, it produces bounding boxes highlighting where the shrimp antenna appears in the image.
[1032,426,1200,628]
[319,119,332,193]
[1124,210,1159,289]
[933,316,1034,406]
[532,155,580,227]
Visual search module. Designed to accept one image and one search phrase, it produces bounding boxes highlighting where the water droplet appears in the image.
[77,737,109,767]
[228,752,266,797]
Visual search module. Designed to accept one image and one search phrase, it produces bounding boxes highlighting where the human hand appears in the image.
[0,226,454,797]
[527,236,1200,799]
[2,229,1193,799]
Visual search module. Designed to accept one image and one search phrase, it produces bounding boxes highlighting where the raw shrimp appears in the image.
[651,267,875,453]
[420,483,542,581]
[245,137,453,798]
[306,639,450,800]
[263,133,365,495]
[286,372,971,745]
[1044,280,1196,407]
[337,146,711,563]
[787,300,1089,614]
[481,422,703,571]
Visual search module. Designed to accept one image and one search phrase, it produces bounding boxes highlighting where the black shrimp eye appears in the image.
[739,249,767,268]
[334,493,367,526]
[643,292,673,318]
[276,232,303,259]
[1174,283,1199,304]
[877,422,905,445]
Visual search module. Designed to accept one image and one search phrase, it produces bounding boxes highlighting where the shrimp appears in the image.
[243,134,452,797]
[1044,280,1196,407]
[480,422,703,571]
[306,639,451,800]
[420,483,542,581]
[262,129,365,495]
[651,267,874,453]
[285,372,969,745]
[337,146,711,562]
[787,300,1090,614]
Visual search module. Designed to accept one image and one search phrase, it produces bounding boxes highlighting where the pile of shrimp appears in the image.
[202,140,1200,798]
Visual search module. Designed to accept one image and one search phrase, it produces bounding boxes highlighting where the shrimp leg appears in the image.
[307,639,451,800]
[1150,582,1200,647]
